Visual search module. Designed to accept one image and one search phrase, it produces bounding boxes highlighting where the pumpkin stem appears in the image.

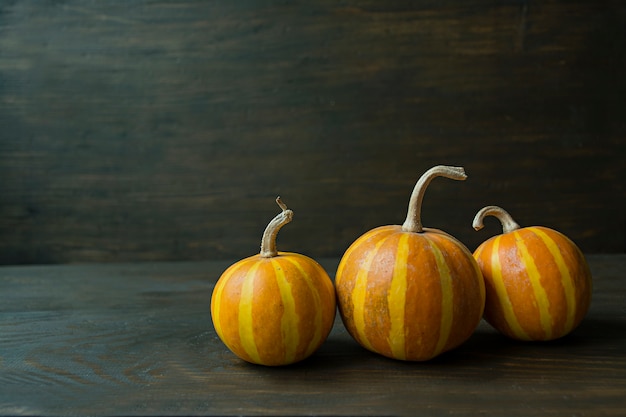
[260,197,294,258]
[401,165,467,233]
[473,205,520,234]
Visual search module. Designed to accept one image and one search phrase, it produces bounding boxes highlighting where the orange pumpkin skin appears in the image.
[473,226,592,341]
[211,252,336,366]
[335,225,485,361]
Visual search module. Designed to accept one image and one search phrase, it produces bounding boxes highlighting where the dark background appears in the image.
[0,0,624,265]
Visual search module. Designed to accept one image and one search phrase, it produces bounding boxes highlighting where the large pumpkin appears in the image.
[211,197,336,366]
[472,205,592,341]
[335,165,485,361]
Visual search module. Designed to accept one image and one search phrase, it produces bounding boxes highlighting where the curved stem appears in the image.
[401,165,467,233]
[472,205,520,234]
[260,197,294,258]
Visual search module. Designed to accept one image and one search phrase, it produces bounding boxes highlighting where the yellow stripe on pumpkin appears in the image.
[271,259,299,364]
[285,256,325,358]
[212,260,247,343]
[428,239,453,356]
[491,236,530,340]
[211,274,227,340]
[473,243,485,261]
[352,237,389,352]
[336,227,393,286]
[388,234,409,360]
[238,262,262,364]
[531,227,577,334]
[513,231,553,340]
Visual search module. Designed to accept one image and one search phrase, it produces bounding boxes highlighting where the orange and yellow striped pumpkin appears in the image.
[472,205,592,341]
[211,198,336,366]
[335,166,486,361]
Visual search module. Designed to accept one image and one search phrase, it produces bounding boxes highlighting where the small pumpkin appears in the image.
[335,165,486,361]
[211,197,336,366]
[472,205,592,341]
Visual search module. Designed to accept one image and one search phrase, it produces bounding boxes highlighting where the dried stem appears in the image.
[260,197,294,258]
[473,205,520,234]
[401,165,467,233]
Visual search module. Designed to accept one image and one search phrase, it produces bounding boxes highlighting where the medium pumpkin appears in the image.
[211,197,336,366]
[472,205,592,341]
[335,165,485,361]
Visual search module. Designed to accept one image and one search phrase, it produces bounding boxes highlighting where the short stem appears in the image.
[401,165,467,233]
[472,205,520,234]
[260,197,294,258]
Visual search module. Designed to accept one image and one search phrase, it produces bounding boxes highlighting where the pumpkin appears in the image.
[472,205,592,341]
[335,165,486,361]
[211,197,336,366]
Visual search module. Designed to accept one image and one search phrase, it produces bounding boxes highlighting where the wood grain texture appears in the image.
[0,1,624,264]
[0,256,625,416]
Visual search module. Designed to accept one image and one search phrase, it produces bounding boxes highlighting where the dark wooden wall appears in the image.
[0,1,624,265]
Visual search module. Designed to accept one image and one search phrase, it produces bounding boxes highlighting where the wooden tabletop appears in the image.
[1,255,625,416]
